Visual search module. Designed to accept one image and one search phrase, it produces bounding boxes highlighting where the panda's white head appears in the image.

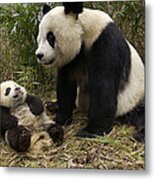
[35,3,84,68]
[0,80,27,108]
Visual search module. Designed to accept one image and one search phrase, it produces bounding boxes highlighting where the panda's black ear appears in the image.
[43,4,51,15]
[63,2,83,15]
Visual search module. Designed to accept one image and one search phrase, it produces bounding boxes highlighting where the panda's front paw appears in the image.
[76,128,96,138]
[6,126,31,152]
[47,124,64,145]
[76,125,112,138]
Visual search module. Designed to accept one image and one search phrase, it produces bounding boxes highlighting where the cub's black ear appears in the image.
[63,2,83,15]
[43,4,51,15]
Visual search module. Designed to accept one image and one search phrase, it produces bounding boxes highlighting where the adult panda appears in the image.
[35,2,145,141]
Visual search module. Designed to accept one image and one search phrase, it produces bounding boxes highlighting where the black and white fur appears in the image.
[35,3,144,141]
[0,80,64,152]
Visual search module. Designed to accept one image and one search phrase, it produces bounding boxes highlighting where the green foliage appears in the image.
[0,1,145,96]
[1,4,41,66]
[0,3,56,94]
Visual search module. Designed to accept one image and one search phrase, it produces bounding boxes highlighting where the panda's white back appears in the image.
[116,42,144,116]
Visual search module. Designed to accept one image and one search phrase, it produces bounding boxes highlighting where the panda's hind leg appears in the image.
[5,126,31,152]
[132,106,145,142]
[47,124,64,145]
[116,99,145,142]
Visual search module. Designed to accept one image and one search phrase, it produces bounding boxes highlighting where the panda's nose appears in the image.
[36,53,44,60]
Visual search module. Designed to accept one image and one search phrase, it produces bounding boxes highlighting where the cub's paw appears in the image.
[47,124,64,145]
[6,126,31,152]
[44,101,59,114]
[26,95,44,116]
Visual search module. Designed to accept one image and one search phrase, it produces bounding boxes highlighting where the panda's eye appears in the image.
[5,87,11,96]
[47,32,55,48]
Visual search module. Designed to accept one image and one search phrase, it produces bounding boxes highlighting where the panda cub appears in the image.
[36,2,144,141]
[0,80,64,152]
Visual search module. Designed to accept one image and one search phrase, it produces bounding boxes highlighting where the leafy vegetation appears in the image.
[0,3,56,95]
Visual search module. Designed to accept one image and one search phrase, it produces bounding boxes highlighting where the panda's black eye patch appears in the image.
[47,32,55,48]
[5,87,11,96]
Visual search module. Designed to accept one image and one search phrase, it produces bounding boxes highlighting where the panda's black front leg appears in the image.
[26,94,44,116]
[55,67,77,126]
[77,79,116,137]
[77,57,117,138]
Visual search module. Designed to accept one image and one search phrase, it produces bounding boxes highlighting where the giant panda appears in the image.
[0,80,64,152]
[35,2,145,141]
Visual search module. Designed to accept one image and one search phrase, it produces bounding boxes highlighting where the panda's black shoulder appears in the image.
[0,106,11,119]
[87,22,131,91]
[0,106,18,137]
[91,22,130,56]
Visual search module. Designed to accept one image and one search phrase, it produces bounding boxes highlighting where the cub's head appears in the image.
[35,3,83,67]
[0,80,27,108]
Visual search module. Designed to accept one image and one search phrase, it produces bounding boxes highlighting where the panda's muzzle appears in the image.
[13,94,19,98]
[43,59,54,65]
[13,88,24,98]
[36,53,54,66]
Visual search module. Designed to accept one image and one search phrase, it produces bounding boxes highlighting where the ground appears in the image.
[0,110,144,170]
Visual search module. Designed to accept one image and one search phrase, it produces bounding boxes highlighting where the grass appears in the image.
[0,105,145,170]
